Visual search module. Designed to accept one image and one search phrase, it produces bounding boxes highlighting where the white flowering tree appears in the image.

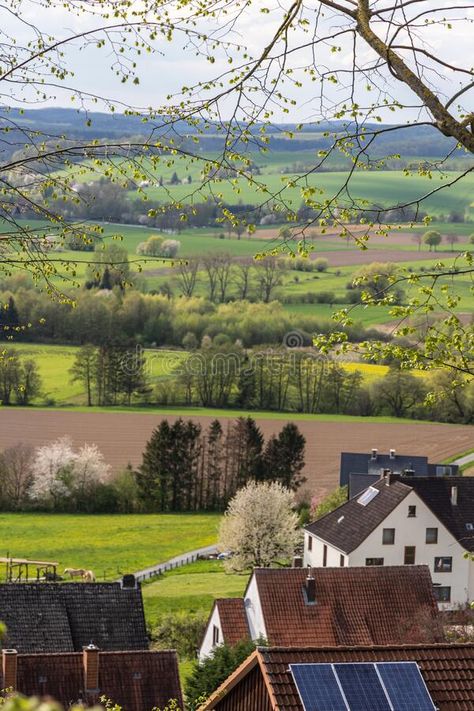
[218,481,300,571]
[30,437,110,507]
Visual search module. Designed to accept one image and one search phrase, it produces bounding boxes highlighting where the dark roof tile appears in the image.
[216,599,250,646]
[0,583,148,653]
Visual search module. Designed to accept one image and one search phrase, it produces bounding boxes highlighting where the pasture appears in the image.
[0,408,471,494]
[0,512,220,580]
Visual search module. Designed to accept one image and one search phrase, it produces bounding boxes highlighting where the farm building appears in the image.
[198,565,440,660]
[0,576,148,653]
[304,474,474,609]
[198,643,474,711]
[340,448,459,498]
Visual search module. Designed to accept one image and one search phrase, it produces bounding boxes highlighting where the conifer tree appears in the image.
[263,423,306,490]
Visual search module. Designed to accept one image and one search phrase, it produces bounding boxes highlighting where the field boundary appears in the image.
[131,544,218,583]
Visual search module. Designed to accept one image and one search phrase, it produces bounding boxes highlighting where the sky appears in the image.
[1,1,473,124]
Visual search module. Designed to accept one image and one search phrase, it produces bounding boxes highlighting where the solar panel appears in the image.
[334,664,391,711]
[290,664,348,711]
[377,662,436,711]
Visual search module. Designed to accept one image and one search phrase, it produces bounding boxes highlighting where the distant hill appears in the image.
[0,106,468,159]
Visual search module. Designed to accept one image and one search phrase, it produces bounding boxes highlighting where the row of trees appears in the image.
[0,285,374,348]
[137,418,306,512]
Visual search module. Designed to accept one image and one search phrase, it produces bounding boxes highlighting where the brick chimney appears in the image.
[83,644,100,693]
[305,570,316,604]
[2,649,18,691]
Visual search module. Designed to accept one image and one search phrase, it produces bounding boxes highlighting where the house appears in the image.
[304,475,474,609]
[340,448,459,498]
[198,643,474,711]
[0,577,148,653]
[0,646,183,711]
[199,564,440,660]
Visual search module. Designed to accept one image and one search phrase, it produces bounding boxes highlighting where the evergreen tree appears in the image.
[205,420,224,510]
[0,296,20,339]
[262,423,306,490]
[234,417,264,487]
[137,420,174,511]
[69,344,97,406]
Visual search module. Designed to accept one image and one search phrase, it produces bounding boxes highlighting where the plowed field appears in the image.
[0,409,471,495]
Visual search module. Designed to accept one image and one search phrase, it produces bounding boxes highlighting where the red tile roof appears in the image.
[259,644,474,711]
[200,644,474,710]
[253,565,440,647]
[216,599,249,647]
[1,650,183,711]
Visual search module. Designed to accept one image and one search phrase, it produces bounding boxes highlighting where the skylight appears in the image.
[357,486,379,506]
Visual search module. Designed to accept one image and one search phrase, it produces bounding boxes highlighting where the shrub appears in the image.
[152,612,208,658]
[313,257,329,272]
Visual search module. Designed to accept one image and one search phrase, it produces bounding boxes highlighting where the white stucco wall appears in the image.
[304,531,346,568]
[198,604,222,661]
[244,573,267,642]
[304,490,472,609]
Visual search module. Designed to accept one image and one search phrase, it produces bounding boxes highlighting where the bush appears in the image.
[152,612,208,658]
[313,257,329,272]
[161,239,181,258]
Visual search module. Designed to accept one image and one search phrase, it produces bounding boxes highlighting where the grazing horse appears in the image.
[64,567,86,579]
[82,570,95,582]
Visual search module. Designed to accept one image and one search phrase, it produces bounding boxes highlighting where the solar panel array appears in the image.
[290,661,436,711]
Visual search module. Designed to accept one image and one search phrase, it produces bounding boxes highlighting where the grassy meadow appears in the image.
[0,512,220,580]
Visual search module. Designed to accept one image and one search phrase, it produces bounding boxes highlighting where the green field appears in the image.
[0,512,220,580]
[142,559,246,626]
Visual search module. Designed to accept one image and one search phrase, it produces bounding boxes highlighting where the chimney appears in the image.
[451,486,458,506]
[293,555,303,568]
[389,448,396,460]
[83,644,100,693]
[121,573,137,589]
[383,468,392,486]
[371,448,378,461]
[305,570,316,604]
[2,649,18,691]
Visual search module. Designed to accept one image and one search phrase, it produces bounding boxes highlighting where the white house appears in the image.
[304,474,474,609]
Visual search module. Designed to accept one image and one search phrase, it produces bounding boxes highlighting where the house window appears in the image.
[366,558,384,566]
[404,546,416,565]
[434,557,453,573]
[382,528,395,545]
[307,535,312,552]
[436,465,452,477]
[323,544,327,567]
[408,505,416,517]
[426,527,438,544]
[340,554,345,567]
[433,586,451,603]
[212,625,219,646]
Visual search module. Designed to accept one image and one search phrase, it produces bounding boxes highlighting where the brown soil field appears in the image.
[0,409,471,495]
[312,248,439,267]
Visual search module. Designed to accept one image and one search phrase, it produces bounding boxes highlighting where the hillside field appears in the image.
[0,512,220,580]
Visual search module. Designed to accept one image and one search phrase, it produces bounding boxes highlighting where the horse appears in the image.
[82,569,95,582]
[64,567,86,579]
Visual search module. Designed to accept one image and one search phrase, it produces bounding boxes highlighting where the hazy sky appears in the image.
[3,1,474,123]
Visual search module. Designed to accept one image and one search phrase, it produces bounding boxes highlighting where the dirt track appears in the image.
[0,409,472,495]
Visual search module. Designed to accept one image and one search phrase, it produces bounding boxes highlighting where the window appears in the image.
[212,625,219,646]
[404,546,416,565]
[339,554,345,567]
[366,558,384,566]
[382,528,395,545]
[433,586,451,603]
[426,527,438,544]
[323,544,327,567]
[436,465,452,477]
[307,535,312,552]
[434,557,453,573]
[357,487,379,506]
[408,505,416,518]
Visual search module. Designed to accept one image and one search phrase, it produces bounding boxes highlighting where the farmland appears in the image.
[0,408,471,494]
[0,512,220,579]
